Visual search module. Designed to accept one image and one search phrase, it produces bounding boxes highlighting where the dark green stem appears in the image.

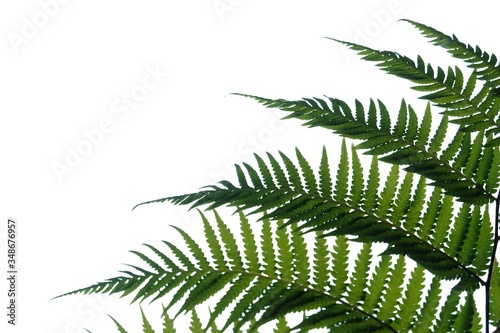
[486,190,500,333]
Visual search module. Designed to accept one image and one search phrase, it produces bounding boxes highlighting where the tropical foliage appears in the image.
[57,20,500,332]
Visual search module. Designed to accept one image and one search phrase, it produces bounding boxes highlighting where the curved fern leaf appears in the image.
[65,207,491,332]
[57,210,469,332]
[330,37,500,146]
[134,147,489,285]
[402,19,500,89]
[225,94,500,204]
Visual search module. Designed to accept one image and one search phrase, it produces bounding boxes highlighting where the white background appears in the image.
[1,0,499,332]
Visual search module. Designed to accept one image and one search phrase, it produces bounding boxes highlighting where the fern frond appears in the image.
[331,37,500,146]
[444,203,492,291]
[223,94,500,204]
[238,212,259,272]
[134,147,490,285]
[402,19,500,89]
[312,231,330,292]
[69,206,492,332]
[346,243,371,306]
[59,210,467,332]
[276,218,293,281]
[363,255,392,313]
[290,219,310,286]
[61,19,500,333]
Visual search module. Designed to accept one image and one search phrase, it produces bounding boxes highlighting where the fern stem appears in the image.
[485,190,500,333]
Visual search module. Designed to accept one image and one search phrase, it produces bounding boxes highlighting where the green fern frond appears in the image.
[402,19,500,89]
[59,210,468,332]
[163,306,176,332]
[133,147,490,285]
[225,94,499,205]
[330,37,500,146]
[290,220,310,286]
